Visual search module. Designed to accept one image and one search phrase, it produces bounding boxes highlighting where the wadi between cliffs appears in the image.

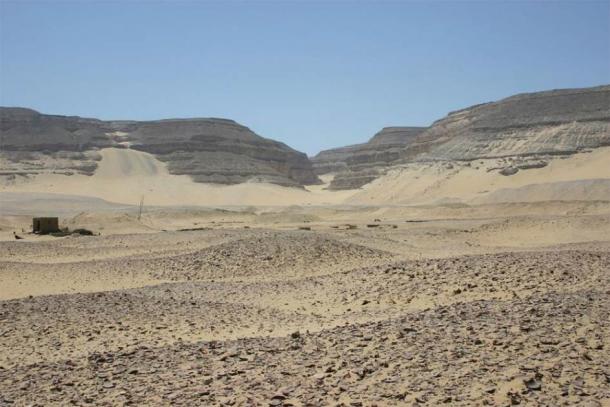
[0,85,609,406]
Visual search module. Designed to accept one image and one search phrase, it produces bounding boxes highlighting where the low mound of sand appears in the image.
[148,231,392,281]
[0,192,128,215]
[349,147,610,205]
[253,211,321,224]
[473,178,610,204]
[468,214,610,248]
[375,200,610,221]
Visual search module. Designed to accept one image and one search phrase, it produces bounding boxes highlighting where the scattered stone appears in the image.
[499,167,519,176]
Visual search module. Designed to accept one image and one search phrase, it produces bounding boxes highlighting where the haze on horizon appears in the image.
[1,0,609,155]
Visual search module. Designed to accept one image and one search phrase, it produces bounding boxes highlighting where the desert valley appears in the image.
[0,85,609,406]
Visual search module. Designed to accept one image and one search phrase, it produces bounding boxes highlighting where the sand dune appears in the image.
[1,147,609,209]
[350,147,610,205]
[0,148,353,207]
[93,147,165,178]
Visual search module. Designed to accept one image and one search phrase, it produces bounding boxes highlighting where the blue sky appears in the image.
[1,1,609,155]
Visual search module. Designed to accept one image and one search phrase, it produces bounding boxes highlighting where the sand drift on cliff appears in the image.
[0,148,353,207]
[2,146,610,208]
[1,84,609,207]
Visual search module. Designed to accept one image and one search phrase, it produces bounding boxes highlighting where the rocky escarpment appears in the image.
[0,108,114,152]
[0,108,111,178]
[311,127,426,189]
[125,119,319,186]
[418,85,610,161]
[0,108,320,187]
[316,85,610,190]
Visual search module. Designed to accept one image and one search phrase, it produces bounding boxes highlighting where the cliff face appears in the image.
[3,85,608,191]
[125,119,319,186]
[315,85,610,190]
[0,108,320,187]
[418,85,610,161]
[311,127,427,189]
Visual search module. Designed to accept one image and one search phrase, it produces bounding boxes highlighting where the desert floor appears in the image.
[0,200,609,406]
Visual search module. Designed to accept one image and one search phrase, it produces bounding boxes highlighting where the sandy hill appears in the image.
[349,146,610,205]
[0,107,320,187]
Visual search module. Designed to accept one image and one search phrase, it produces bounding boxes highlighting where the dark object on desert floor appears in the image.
[13,232,24,240]
[499,166,519,176]
[71,228,95,236]
[49,228,97,237]
[32,217,60,234]
[177,227,210,232]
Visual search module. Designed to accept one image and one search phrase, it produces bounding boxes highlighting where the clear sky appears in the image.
[1,1,609,155]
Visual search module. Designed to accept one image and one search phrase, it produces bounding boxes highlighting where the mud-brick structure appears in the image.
[32,217,59,234]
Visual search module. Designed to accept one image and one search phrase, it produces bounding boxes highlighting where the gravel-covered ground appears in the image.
[0,223,608,406]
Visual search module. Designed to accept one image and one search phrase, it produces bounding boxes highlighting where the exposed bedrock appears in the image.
[311,127,427,188]
[314,85,610,190]
[0,108,320,187]
[418,85,610,161]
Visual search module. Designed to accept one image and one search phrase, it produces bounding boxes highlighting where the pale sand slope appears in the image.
[0,192,130,215]
[349,147,610,205]
[0,148,354,207]
[473,178,610,204]
[1,146,609,208]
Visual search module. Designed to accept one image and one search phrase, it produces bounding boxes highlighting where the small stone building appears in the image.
[32,217,59,234]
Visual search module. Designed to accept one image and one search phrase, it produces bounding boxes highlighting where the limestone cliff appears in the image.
[311,127,427,188]
[0,108,320,187]
[419,85,610,161]
[315,85,610,190]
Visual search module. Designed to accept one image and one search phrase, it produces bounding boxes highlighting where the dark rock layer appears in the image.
[417,85,610,161]
[0,108,320,187]
[311,127,427,188]
[314,85,610,190]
